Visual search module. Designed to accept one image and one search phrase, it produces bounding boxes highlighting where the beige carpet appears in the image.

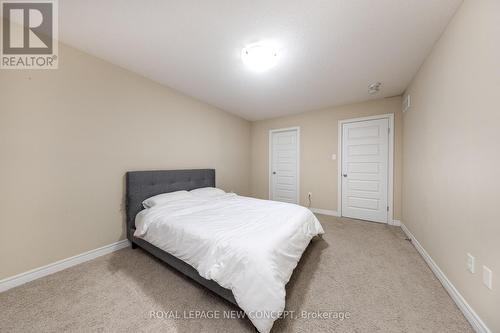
[0,215,473,332]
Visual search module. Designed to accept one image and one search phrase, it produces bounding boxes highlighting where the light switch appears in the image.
[331,154,337,160]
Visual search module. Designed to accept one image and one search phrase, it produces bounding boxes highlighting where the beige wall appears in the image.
[0,43,251,279]
[251,97,402,219]
[402,0,499,331]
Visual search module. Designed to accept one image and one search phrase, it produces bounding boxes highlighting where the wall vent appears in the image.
[402,94,411,113]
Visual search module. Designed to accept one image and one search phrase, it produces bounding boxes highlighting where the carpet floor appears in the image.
[0,215,473,332]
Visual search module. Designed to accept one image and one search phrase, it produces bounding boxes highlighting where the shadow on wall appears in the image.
[105,237,328,333]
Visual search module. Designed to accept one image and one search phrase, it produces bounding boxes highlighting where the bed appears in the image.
[125,169,324,333]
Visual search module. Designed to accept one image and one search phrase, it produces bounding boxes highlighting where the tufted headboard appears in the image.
[125,169,215,241]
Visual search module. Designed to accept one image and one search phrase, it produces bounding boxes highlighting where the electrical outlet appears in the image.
[483,266,493,290]
[466,253,475,273]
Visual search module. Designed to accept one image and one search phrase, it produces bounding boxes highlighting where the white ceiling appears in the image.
[59,0,462,121]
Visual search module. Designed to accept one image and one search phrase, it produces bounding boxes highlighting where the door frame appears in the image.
[268,126,300,204]
[337,114,395,224]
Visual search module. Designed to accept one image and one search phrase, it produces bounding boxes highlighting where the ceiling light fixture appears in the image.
[241,42,278,72]
[368,82,382,95]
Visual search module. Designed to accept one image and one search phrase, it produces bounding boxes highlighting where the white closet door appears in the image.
[270,129,299,204]
[341,119,389,223]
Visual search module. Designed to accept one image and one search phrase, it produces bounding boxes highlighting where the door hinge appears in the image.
[388,127,390,134]
[387,206,389,212]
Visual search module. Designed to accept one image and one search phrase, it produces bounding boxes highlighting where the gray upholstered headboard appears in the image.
[125,169,215,240]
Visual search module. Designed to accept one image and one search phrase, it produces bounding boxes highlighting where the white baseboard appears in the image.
[310,208,339,217]
[390,219,401,226]
[0,239,130,293]
[400,223,491,333]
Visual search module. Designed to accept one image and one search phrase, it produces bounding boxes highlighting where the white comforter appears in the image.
[134,193,324,333]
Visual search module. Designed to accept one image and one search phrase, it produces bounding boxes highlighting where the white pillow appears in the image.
[142,190,191,208]
[190,187,226,198]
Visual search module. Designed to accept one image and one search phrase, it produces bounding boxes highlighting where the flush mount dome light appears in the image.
[241,43,278,72]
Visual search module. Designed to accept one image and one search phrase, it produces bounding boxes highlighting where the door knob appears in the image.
[273,171,277,175]
[343,174,347,177]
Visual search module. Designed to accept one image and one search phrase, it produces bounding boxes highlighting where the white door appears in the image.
[270,128,299,204]
[341,118,389,223]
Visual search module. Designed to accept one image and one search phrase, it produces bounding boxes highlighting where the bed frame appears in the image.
[125,169,237,305]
